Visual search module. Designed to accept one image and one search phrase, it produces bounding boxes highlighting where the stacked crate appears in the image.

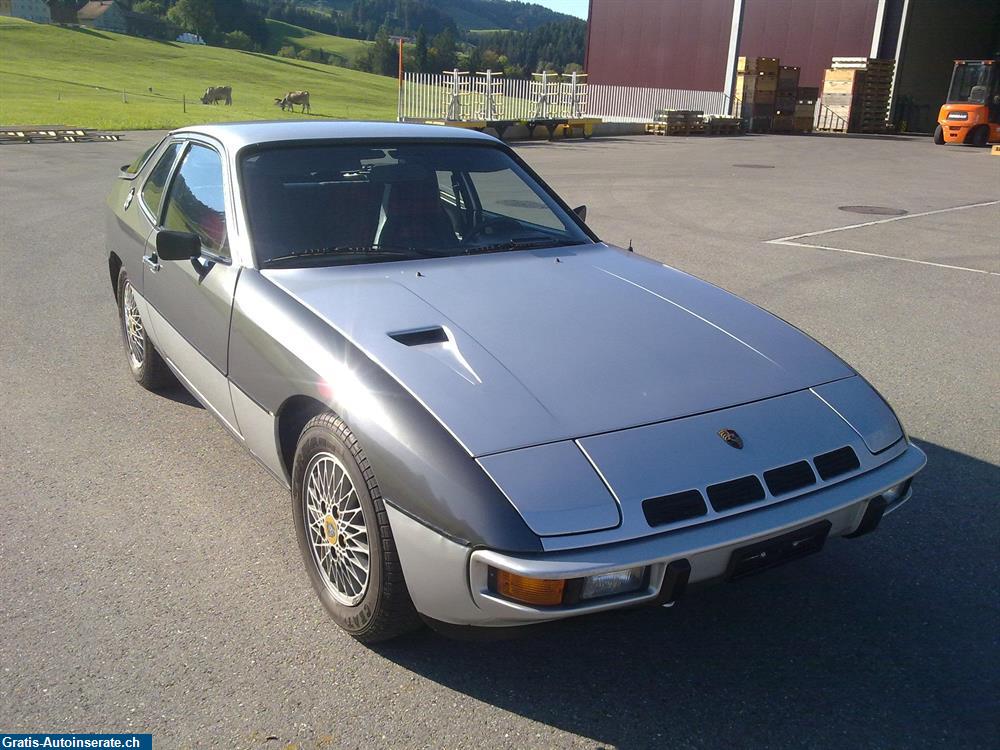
[795,86,819,132]
[818,58,895,133]
[773,65,800,132]
[733,57,779,132]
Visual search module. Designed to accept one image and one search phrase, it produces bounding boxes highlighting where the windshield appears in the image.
[240,142,592,267]
[947,61,995,104]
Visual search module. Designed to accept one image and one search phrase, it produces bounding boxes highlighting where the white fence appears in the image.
[586,84,728,123]
[398,72,729,123]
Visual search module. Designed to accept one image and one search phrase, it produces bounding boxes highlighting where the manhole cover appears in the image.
[732,163,775,169]
[838,205,908,216]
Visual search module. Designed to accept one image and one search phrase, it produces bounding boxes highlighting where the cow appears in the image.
[275,90,311,113]
[201,86,232,105]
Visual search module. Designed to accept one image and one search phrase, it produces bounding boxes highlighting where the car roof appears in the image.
[170,120,498,152]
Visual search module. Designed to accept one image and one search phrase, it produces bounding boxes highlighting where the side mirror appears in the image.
[573,205,587,222]
[156,230,201,261]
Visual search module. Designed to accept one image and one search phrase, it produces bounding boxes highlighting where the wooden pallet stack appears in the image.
[818,57,894,133]
[703,115,743,136]
[773,65,800,132]
[646,109,704,136]
[645,112,743,137]
[733,57,779,132]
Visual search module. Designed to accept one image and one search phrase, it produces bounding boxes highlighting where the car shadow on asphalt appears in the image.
[160,383,203,409]
[374,438,999,749]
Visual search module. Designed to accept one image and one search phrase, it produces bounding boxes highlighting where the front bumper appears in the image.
[386,442,926,628]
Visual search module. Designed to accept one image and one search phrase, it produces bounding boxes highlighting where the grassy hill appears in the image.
[0,17,397,130]
[313,0,575,31]
[263,18,370,66]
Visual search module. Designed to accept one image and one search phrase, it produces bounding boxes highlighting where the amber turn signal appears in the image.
[494,569,566,606]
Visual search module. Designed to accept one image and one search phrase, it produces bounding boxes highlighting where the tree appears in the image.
[465,44,484,75]
[414,26,428,73]
[131,0,163,15]
[429,27,456,72]
[223,30,254,51]
[357,26,397,77]
[167,0,216,40]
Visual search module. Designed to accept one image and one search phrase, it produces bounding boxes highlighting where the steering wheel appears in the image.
[462,216,523,245]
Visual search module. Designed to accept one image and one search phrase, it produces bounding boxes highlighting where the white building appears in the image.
[0,0,52,24]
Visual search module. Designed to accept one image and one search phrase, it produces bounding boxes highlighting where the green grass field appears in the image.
[0,17,397,130]
[263,19,370,66]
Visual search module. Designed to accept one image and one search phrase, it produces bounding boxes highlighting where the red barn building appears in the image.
[585,0,1000,132]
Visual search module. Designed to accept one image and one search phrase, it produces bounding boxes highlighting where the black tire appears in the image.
[933,125,944,145]
[970,125,989,147]
[116,268,174,390]
[291,412,421,643]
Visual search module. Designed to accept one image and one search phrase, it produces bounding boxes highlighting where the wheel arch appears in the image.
[109,251,123,301]
[276,394,330,480]
[230,270,542,552]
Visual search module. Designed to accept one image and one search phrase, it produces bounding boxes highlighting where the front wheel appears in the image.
[291,412,422,643]
[969,125,989,147]
[116,269,174,390]
[933,125,945,145]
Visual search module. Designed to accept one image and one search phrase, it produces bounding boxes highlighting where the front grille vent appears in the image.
[814,446,860,481]
[763,460,816,496]
[643,490,707,527]
[707,475,765,511]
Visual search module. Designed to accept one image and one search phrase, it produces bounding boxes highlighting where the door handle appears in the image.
[142,254,160,273]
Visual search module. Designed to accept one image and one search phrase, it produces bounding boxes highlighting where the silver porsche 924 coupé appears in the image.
[107,121,925,642]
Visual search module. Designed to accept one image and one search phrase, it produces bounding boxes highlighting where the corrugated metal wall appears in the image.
[736,0,880,87]
[585,0,736,91]
[585,0,880,91]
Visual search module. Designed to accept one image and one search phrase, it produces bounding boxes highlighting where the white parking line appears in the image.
[766,200,1000,277]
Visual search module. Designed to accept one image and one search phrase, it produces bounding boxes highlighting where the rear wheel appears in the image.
[291,412,422,643]
[116,269,174,390]
[933,125,944,145]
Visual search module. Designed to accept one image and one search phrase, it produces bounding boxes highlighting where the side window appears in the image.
[124,141,158,175]
[162,144,228,258]
[436,170,457,205]
[467,168,563,230]
[140,142,181,218]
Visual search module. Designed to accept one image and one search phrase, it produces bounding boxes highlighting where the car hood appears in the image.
[263,244,853,456]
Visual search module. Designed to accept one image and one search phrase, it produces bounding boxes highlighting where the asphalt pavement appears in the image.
[1,131,998,749]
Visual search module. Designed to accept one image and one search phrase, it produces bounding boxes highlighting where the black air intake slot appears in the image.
[643,490,707,527]
[814,446,860,481]
[763,461,816,496]
[389,327,448,346]
[707,475,765,511]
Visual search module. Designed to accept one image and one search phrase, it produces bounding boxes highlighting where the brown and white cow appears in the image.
[275,91,311,113]
[201,86,232,105]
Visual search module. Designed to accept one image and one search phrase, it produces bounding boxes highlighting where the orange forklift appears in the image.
[935,59,1000,146]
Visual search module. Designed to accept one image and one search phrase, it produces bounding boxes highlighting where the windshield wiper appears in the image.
[263,244,444,266]
[463,238,585,255]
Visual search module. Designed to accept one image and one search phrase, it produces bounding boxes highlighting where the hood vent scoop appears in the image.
[389,327,449,346]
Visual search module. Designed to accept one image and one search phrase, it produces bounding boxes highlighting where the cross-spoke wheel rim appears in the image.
[303,452,371,606]
[122,282,145,369]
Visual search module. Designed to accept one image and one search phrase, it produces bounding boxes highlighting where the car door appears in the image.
[142,137,241,434]
[114,139,182,298]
